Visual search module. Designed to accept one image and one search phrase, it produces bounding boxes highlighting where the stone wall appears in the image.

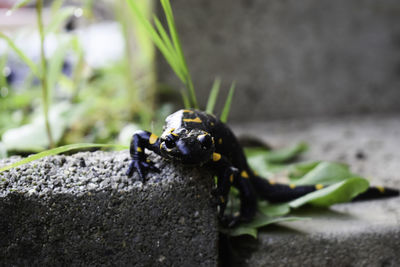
[157,0,400,121]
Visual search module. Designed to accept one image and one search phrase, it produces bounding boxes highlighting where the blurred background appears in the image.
[0,0,399,158]
[0,0,175,157]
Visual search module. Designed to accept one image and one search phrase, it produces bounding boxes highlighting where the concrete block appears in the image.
[0,151,218,266]
[157,0,400,121]
[231,200,400,267]
[229,114,400,266]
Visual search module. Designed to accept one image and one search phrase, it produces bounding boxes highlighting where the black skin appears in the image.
[127,109,399,226]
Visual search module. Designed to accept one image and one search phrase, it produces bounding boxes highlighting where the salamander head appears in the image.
[159,127,215,164]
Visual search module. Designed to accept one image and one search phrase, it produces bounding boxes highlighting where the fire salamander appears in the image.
[127,109,399,226]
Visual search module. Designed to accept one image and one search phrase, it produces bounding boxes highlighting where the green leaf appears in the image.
[226,225,257,238]
[245,142,308,164]
[258,201,291,217]
[289,177,369,208]
[294,161,354,186]
[244,143,309,178]
[246,154,280,178]
[287,161,320,181]
[227,215,307,238]
[0,32,40,77]
[1,102,83,152]
[206,77,221,114]
[220,81,236,123]
[265,142,308,163]
[0,143,128,173]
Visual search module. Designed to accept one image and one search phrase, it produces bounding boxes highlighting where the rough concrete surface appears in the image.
[157,0,400,121]
[0,151,218,266]
[230,114,400,266]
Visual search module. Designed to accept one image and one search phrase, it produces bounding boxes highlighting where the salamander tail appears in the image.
[251,175,317,203]
[352,186,399,201]
[251,175,399,203]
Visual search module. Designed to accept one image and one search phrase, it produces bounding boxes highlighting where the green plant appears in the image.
[126,0,236,121]
[222,145,370,238]
[127,0,198,109]
[0,0,81,148]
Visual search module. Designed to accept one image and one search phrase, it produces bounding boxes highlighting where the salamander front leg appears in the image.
[208,153,239,221]
[127,130,161,181]
[215,166,238,218]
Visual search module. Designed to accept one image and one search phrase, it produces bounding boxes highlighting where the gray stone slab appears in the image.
[157,0,400,121]
[0,151,218,266]
[229,114,400,266]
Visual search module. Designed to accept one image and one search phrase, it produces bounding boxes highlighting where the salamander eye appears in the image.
[164,138,176,149]
[197,134,213,149]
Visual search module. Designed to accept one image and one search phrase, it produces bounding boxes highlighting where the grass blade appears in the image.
[45,6,75,34]
[160,0,186,74]
[160,0,198,108]
[0,32,40,77]
[180,89,191,109]
[8,0,31,13]
[127,0,185,83]
[153,15,176,62]
[206,77,221,114]
[37,0,54,148]
[0,143,128,173]
[220,81,236,123]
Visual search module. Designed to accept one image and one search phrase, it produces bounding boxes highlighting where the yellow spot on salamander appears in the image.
[183,109,193,113]
[137,147,143,152]
[183,117,202,123]
[213,153,221,162]
[149,133,158,144]
[218,138,223,145]
[171,132,179,137]
[229,174,234,183]
[289,184,296,189]
[269,180,276,185]
[220,196,225,203]
[315,184,324,190]
[241,171,249,179]
[376,186,385,193]
[210,122,215,126]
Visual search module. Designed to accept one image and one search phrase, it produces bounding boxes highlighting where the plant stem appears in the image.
[186,75,198,109]
[36,0,54,148]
